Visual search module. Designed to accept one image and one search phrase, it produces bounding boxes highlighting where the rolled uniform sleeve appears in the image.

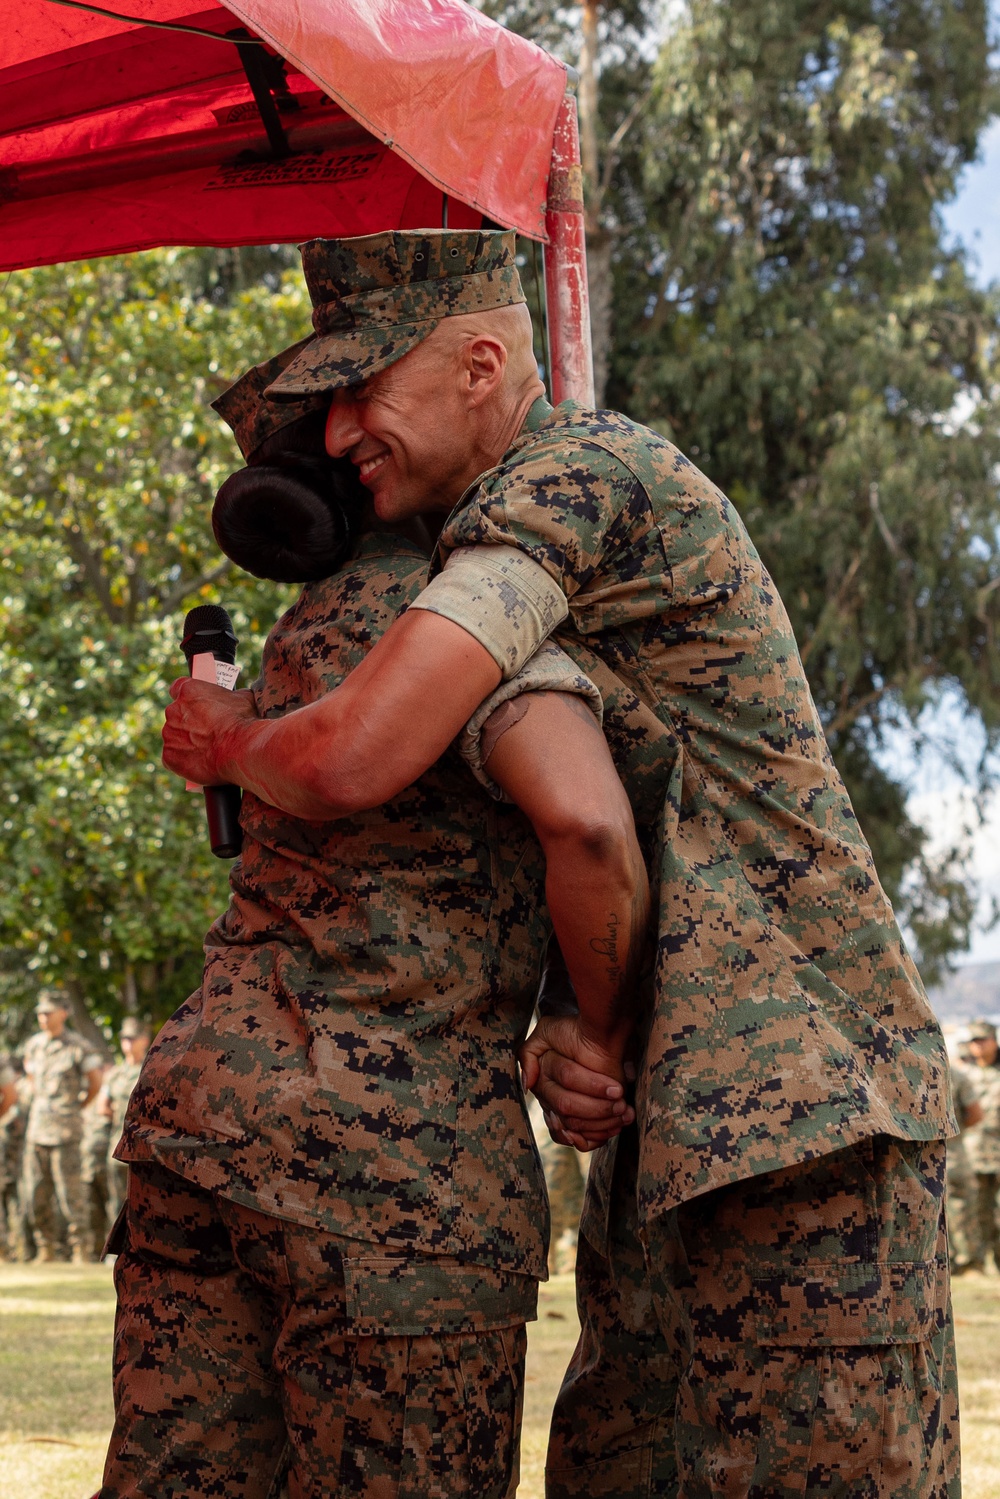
[408,545,568,678]
[420,414,650,679]
[459,642,604,800]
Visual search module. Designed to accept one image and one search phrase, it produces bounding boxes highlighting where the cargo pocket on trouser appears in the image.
[285,1251,537,1499]
[326,1320,527,1499]
[747,1259,949,1499]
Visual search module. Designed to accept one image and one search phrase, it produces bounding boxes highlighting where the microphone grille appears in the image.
[182,604,239,666]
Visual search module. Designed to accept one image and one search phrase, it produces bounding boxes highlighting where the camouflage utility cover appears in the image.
[211,337,327,461]
[434,398,956,1226]
[22,1028,101,1146]
[266,230,525,399]
[120,531,551,1275]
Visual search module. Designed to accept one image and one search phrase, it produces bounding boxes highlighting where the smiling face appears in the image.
[323,304,541,525]
[324,331,482,524]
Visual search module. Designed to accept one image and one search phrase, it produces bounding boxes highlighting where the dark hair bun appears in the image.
[212,463,361,583]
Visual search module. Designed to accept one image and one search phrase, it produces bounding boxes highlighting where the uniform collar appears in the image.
[522,395,554,433]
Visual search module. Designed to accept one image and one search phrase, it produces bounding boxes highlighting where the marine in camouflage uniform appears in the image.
[80,1080,113,1261]
[103,337,609,1499]
[946,1056,983,1273]
[0,1068,34,1261]
[263,230,959,1497]
[22,990,102,1264]
[963,1019,1000,1274]
[0,1057,21,1259]
[100,1018,150,1225]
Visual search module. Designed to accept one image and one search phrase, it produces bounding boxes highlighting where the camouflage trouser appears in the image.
[1,1173,33,1260]
[82,1159,110,1261]
[946,1139,982,1270]
[101,1162,530,1499]
[973,1171,1000,1269]
[547,1133,958,1499]
[106,1157,129,1222]
[23,1138,88,1255]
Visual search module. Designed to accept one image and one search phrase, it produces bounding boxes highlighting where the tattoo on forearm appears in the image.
[590,912,623,993]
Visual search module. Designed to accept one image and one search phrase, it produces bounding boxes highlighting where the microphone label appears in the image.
[186,654,242,791]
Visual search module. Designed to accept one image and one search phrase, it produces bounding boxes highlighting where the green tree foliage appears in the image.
[488,0,1000,977]
[0,251,308,1042]
[617,0,999,977]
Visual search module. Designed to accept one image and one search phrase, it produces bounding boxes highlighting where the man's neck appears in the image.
[494,379,546,458]
[438,377,547,512]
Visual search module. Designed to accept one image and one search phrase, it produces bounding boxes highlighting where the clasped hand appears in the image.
[519,1014,636,1152]
[162,680,258,785]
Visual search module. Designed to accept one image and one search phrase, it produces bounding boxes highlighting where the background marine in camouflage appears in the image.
[22,989,102,1264]
[961,1019,1000,1275]
[98,1017,150,1227]
[946,1053,984,1275]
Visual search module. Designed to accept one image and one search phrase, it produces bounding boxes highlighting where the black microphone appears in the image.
[181,604,243,860]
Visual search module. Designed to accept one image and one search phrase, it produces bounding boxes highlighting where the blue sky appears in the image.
[906,122,1000,965]
[942,119,1000,284]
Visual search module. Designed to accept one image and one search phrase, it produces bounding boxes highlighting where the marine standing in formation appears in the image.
[98,1018,150,1224]
[167,229,959,1496]
[0,1056,26,1261]
[963,1018,1000,1274]
[80,1075,113,1261]
[21,990,102,1264]
[945,1050,984,1274]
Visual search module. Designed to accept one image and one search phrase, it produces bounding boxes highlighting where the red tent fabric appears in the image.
[0,0,568,272]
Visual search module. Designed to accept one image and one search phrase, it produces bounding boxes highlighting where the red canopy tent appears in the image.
[0,0,593,403]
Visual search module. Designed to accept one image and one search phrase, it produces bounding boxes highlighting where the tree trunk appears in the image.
[579,0,600,194]
[123,963,138,1016]
[578,1,613,405]
[64,978,112,1060]
[586,228,614,407]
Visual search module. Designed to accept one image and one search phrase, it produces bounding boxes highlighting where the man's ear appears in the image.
[463,335,508,406]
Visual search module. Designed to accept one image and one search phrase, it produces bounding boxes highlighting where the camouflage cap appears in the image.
[968,1019,998,1041]
[211,339,329,461]
[120,1017,150,1040]
[265,229,526,400]
[36,988,70,1013]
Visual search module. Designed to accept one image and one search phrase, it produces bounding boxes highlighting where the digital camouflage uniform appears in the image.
[104,336,600,1499]
[0,1072,33,1260]
[0,1059,21,1259]
[103,1056,141,1221]
[946,1059,982,1272]
[80,1089,113,1260]
[268,230,959,1497]
[416,397,958,1497]
[964,1052,1000,1272]
[22,1024,101,1260]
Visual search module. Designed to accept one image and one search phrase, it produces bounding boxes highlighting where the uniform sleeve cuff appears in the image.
[408,545,568,679]
[459,642,604,801]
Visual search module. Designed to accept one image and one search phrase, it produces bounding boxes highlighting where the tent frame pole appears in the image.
[543,94,595,407]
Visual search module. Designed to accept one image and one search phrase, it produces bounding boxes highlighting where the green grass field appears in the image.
[2,1262,999,1498]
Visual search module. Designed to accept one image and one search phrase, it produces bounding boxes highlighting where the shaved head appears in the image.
[433,303,538,383]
